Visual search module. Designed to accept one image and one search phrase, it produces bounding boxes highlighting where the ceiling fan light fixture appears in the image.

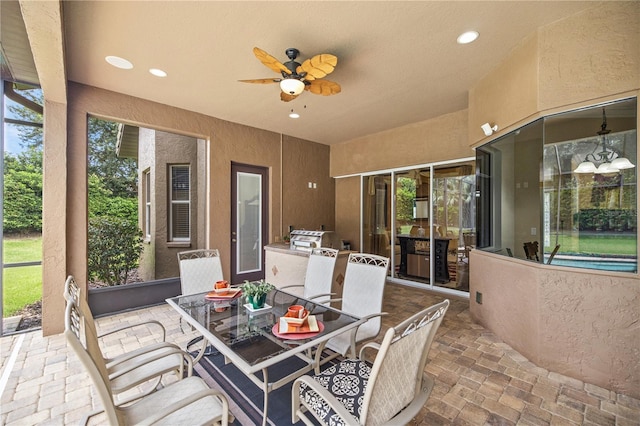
[280,78,305,96]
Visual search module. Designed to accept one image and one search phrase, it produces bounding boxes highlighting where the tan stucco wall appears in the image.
[335,177,361,251]
[470,250,640,398]
[46,82,332,334]
[468,33,539,145]
[469,1,640,147]
[281,136,335,234]
[328,1,640,398]
[137,128,156,281]
[41,100,67,336]
[331,109,470,177]
[467,2,640,399]
[537,2,640,112]
[138,130,200,280]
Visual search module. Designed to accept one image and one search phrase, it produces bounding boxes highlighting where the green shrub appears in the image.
[88,174,138,220]
[88,217,143,286]
[573,209,637,232]
[3,155,42,233]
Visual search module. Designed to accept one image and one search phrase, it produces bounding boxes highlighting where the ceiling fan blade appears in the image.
[297,54,337,81]
[238,78,281,84]
[306,79,341,96]
[253,47,291,75]
[280,92,298,102]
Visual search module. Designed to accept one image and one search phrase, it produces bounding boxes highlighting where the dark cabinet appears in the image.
[398,235,449,283]
[407,253,429,278]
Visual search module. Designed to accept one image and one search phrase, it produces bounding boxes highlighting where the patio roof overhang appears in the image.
[116,124,139,159]
[0,1,39,86]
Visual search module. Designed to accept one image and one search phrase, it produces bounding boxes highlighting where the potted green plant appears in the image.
[241,279,275,309]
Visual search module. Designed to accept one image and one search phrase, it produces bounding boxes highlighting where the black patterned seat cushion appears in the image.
[299,359,372,425]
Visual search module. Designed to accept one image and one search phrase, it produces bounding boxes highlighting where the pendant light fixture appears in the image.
[573,108,635,174]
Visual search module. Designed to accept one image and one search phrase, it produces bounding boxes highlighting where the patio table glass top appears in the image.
[167,288,360,368]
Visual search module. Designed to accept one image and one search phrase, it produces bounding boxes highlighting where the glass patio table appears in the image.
[166,288,362,426]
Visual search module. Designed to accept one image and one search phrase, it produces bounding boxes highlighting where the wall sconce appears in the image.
[481,123,498,136]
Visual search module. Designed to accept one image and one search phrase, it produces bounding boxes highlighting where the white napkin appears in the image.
[279,315,319,333]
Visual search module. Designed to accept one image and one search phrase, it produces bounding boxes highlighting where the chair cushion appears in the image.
[299,359,371,425]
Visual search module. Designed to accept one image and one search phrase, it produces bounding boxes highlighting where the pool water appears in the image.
[550,257,637,273]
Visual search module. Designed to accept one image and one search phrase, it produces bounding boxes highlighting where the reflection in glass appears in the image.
[363,174,392,265]
[363,162,476,293]
[477,97,637,273]
[236,172,261,273]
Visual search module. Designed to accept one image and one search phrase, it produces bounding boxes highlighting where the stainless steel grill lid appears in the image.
[289,230,337,251]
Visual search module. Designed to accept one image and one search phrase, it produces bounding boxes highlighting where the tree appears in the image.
[88,217,143,286]
[6,88,141,285]
[88,117,138,198]
[4,87,43,234]
[3,152,42,233]
[88,174,137,220]
[396,177,416,223]
[6,88,43,151]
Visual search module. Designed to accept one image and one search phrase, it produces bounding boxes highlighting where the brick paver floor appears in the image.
[1,283,638,425]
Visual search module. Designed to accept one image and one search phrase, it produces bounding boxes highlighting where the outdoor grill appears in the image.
[289,230,339,252]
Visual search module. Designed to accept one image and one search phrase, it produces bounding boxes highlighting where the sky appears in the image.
[3,98,29,155]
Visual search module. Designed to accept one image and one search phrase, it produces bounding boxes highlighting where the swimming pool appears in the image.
[549,256,637,273]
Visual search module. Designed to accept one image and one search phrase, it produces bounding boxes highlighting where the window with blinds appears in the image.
[169,165,190,241]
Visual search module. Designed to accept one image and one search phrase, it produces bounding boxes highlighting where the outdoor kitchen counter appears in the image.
[264,243,352,307]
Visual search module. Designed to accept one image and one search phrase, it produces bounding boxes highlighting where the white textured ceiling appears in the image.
[61,1,597,145]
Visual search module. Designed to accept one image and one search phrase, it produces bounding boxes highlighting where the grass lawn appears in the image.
[546,233,636,256]
[3,235,42,317]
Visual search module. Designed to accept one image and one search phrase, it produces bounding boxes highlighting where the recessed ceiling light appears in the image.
[105,55,133,69]
[149,68,167,77]
[457,31,479,44]
[289,111,300,119]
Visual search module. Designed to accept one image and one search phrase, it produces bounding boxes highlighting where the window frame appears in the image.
[169,164,191,242]
[475,97,637,273]
[143,169,151,240]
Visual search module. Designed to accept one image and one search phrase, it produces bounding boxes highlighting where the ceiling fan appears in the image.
[239,47,341,102]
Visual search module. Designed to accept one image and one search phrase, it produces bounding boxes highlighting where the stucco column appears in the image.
[41,101,67,335]
[19,0,68,336]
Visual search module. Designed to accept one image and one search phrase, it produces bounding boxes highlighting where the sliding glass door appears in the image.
[362,160,475,294]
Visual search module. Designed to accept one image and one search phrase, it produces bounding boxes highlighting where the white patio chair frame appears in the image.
[314,253,389,371]
[280,247,339,305]
[65,299,231,426]
[177,249,225,362]
[63,276,192,408]
[177,249,224,295]
[292,299,450,426]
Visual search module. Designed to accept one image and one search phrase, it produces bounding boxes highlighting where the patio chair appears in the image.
[177,249,224,360]
[462,231,476,259]
[292,299,449,426]
[65,299,231,426]
[63,276,192,406]
[547,244,561,264]
[314,253,389,370]
[523,241,540,261]
[177,249,224,295]
[280,247,339,305]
